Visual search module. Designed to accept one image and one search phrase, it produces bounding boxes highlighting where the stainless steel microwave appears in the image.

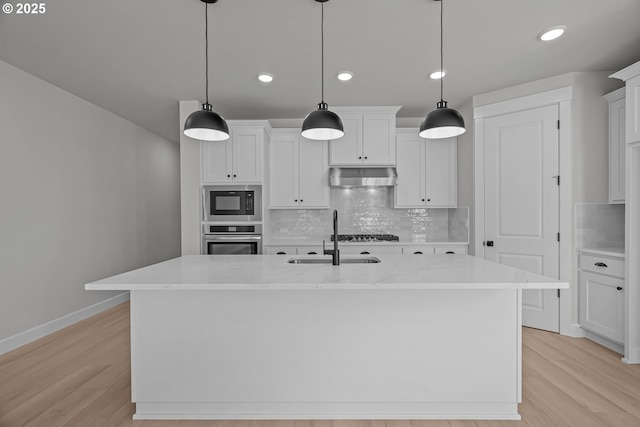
[203,185,262,222]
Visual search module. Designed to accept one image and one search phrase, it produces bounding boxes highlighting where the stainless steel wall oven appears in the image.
[202,224,262,255]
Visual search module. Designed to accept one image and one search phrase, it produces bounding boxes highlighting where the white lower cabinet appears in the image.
[579,251,625,345]
[264,245,323,255]
[402,246,468,255]
[266,244,467,256]
[339,246,403,255]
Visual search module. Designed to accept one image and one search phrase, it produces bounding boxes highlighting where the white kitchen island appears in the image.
[86,254,568,421]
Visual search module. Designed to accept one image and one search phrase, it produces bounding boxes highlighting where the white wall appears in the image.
[456,100,475,255]
[0,60,181,342]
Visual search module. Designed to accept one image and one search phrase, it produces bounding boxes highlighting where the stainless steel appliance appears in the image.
[202,224,262,255]
[203,185,262,222]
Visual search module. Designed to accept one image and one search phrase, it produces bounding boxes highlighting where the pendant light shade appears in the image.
[301,0,344,141]
[301,102,344,140]
[419,100,465,139]
[419,0,465,140]
[184,103,229,141]
[184,0,229,141]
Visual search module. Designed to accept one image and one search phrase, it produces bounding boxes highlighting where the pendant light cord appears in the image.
[321,2,325,104]
[205,2,210,105]
[440,0,444,103]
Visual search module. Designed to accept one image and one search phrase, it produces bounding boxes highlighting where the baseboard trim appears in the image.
[560,322,585,338]
[0,292,130,356]
[583,330,624,355]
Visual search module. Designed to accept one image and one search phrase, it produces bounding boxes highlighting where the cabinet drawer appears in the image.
[579,253,624,278]
[434,246,467,255]
[340,246,403,255]
[402,247,435,255]
[264,246,297,255]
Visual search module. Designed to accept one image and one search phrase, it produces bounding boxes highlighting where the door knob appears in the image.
[484,241,494,247]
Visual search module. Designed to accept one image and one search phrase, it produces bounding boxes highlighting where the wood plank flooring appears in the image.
[1,302,640,427]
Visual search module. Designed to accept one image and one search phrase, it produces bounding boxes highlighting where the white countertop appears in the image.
[578,247,625,258]
[86,254,568,291]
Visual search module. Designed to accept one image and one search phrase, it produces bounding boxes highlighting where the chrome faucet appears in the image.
[323,209,340,265]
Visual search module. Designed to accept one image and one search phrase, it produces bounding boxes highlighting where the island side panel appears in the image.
[130,289,521,420]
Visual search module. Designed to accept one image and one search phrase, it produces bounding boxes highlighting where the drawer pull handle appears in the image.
[360,251,370,255]
[276,252,287,255]
[413,251,423,255]
[594,262,608,268]
[445,251,455,254]
[307,251,317,255]
[617,286,623,291]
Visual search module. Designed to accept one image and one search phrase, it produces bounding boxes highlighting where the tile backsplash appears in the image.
[575,203,625,249]
[267,187,468,243]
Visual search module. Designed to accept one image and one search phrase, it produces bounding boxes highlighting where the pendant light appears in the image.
[184,0,230,141]
[419,0,465,139]
[301,0,344,141]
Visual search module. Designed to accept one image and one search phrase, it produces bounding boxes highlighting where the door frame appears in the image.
[473,86,577,337]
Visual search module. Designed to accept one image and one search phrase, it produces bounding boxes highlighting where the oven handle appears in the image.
[203,235,263,242]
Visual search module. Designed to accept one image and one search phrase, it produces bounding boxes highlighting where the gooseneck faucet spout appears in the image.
[323,209,340,265]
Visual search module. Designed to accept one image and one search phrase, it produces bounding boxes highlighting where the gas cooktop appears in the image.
[331,234,400,243]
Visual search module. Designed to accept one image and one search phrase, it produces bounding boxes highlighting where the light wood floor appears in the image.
[2,302,640,427]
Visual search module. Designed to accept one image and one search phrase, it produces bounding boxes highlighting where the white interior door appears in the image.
[484,105,560,332]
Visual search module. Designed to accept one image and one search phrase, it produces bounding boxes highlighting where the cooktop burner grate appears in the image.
[331,234,400,242]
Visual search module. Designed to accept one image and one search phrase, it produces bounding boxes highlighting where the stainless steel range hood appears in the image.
[330,167,398,187]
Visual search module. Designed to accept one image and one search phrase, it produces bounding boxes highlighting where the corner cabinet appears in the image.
[604,88,626,204]
[329,106,401,166]
[202,123,268,184]
[268,129,329,209]
[394,128,457,208]
[578,249,625,349]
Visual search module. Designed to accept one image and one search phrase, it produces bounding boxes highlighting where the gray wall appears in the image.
[0,60,181,341]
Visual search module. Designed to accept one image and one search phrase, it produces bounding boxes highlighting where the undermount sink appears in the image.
[287,256,381,264]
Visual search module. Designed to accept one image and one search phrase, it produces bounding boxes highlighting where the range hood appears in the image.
[330,167,398,187]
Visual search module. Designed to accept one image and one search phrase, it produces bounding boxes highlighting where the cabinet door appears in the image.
[202,140,232,183]
[298,138,330,208]
[579,271,624,344]
[609,97,626,203]
[329,113,362,165]
[395,132,425,208]
[425,137,457,207]
[363,114,396,165]
[231,128,263,183]
[627,74,640,143]
[269,134,299,208]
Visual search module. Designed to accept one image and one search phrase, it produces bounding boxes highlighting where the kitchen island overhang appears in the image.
[86,254,568,421]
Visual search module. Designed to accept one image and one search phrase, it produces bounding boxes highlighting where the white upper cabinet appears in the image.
[269,129,329,209]
[395,129,457,208]
[202,124,266,184]
[329,106,401,166]
[604,88,626,204]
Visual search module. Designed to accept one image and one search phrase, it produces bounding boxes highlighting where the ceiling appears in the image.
[1,0,639,143]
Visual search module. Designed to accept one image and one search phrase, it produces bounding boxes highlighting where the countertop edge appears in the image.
[86,282,569,291]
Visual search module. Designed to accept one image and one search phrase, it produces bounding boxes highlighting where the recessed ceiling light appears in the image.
[538,25,567,42]
[337,71,353,81]
[429,69,447,79]
[257,73,274,83]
